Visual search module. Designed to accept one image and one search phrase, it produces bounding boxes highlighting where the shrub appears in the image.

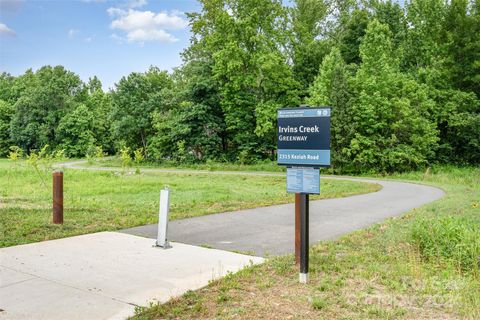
[133,148,144,164]
[119,146,132,172]
[8,146,23,161]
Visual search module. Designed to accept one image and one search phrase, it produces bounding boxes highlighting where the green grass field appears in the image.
[84,156,286,172]
[0,159,379,247]
[132,166,480,320]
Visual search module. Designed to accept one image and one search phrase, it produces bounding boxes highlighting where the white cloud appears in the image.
[107,7,124,17]
[68,29,79,39]
[111,10,187,31]
[0,22,15,36]
[107,3,187,44]
[126,28,176,43]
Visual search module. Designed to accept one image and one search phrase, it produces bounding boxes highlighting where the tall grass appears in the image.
[411,215,480,273]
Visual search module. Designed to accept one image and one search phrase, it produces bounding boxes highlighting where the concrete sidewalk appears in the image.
[0,232,263,320]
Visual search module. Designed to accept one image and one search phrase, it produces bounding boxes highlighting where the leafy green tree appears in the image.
[372,0,407,49]
[442,0,480,97]
[347,20,438,172]
[403,0,446,72]
[445,109,480,165]
[56,104,95,157]
[4,70,36,113]
[307,47,354,171]
[2,0,479,169]
[0,73,17,104]
[428,88,480,164]
[291,0,330,98]
[189,0,300,160]
[87,76,103,94]
[10,66,87,152]
[338,8,370,65]
[110,67,172,151]
[401,0,480,165]
[148,58,225,162]
[0,100,13,156]
[85,82,114,153]
[150,102,224,162]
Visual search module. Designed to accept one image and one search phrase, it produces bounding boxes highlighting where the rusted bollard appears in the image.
[53,171,63,224]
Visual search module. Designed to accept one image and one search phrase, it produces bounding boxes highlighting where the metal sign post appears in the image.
[155,188,172,249]
[277,106,331,284]
[299,193,309,283]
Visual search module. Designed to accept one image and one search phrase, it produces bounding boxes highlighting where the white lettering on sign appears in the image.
[279,154,307,160]
[299,125,320,133]
[279,125,320,133]
[279,135,308,142]
[278,153,322,161]
[278,126,298,133]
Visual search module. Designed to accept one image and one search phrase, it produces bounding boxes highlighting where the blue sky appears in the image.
[1,0,406,90]
[0,0,201,90]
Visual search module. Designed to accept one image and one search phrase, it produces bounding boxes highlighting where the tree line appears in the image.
[0,0,479,173]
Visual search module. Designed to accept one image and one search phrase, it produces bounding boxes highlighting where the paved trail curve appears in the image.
[59,160,445,256]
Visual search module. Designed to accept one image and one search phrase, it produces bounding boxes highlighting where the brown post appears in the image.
[295,193,301,264]
[53,171,63,224]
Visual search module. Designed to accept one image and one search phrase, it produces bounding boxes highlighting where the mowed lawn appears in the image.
[0,159,380,247]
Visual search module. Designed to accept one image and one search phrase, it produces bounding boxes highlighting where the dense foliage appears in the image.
[0,0,478,172]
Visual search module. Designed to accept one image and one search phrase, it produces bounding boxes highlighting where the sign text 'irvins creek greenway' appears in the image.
[277,107,331,166]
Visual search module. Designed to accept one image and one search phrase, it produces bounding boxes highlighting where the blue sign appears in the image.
[286,167,320,194]
[277,107,331,167]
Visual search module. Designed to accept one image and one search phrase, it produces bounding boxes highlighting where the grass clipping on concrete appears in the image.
[0,159,379,247]
[132,166,480,320]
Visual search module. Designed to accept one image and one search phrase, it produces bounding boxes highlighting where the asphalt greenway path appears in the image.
[58,160,445,257]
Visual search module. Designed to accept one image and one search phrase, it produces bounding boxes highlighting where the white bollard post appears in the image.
[156,188,172,249]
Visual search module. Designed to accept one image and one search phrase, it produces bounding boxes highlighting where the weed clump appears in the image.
[411,215,480,273]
